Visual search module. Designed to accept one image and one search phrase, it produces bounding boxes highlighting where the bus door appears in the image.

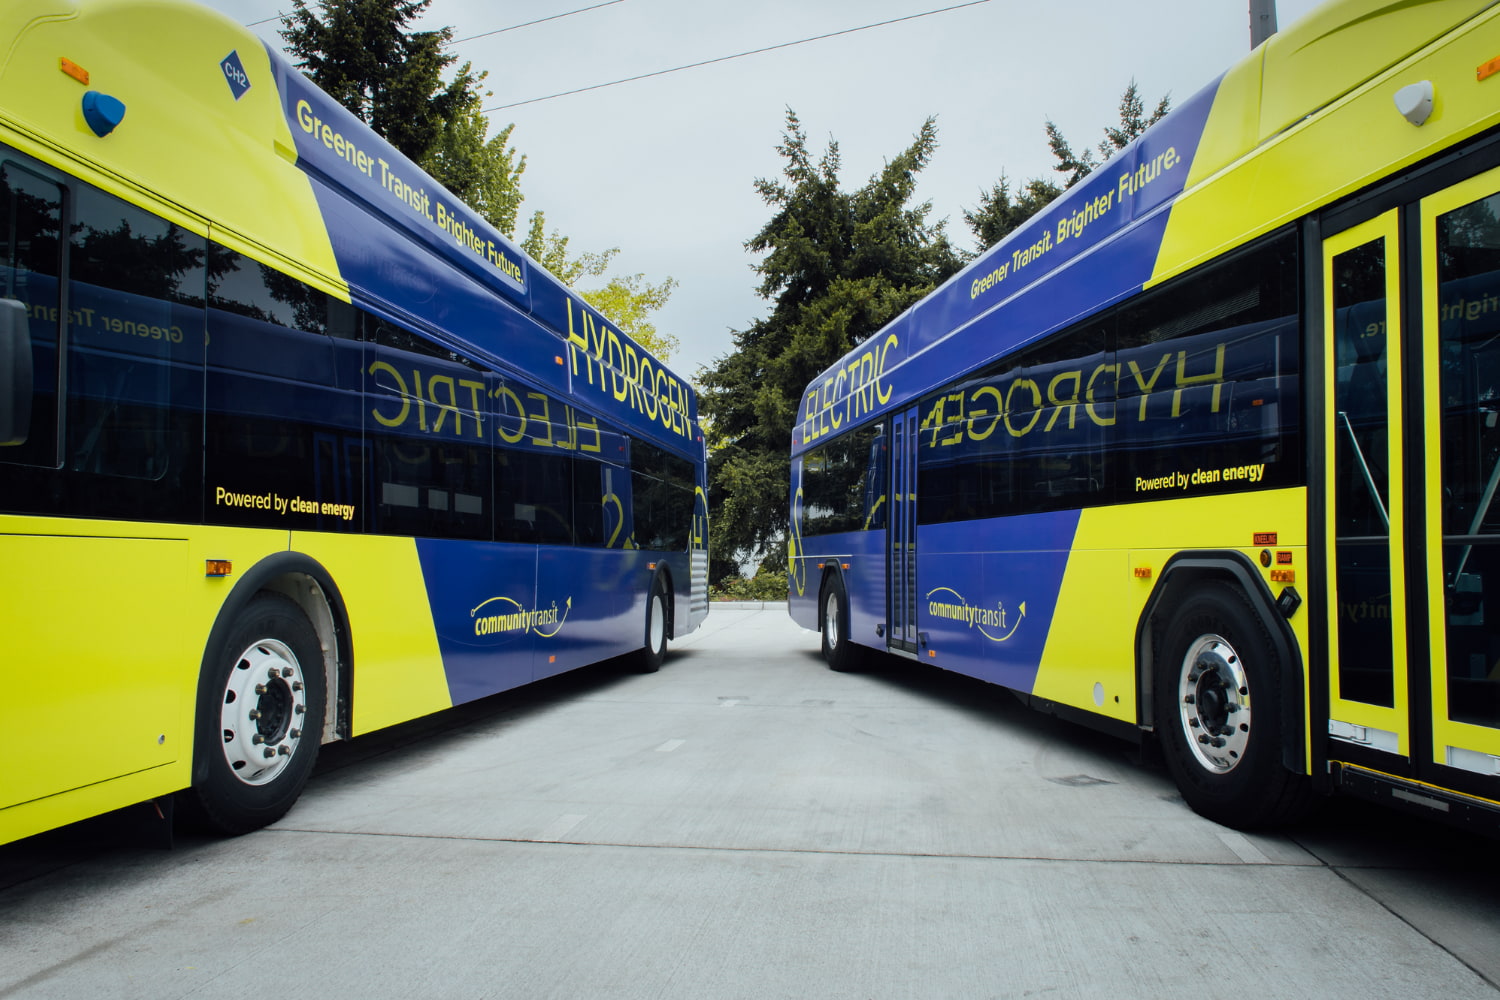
[1324,211,1412,763]
[888,406,919,654]
[1324,173,1500,797]
[1416,169,1500,789]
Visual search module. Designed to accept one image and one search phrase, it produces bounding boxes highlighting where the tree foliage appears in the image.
[699,110,961,580]
[962,174,1062,252]
[1044,80,1170,190]
[420,82,527,235]
[281,1,677,358]
[521,215,678,359]
[280,0,473,166]
[964,80,1171,252]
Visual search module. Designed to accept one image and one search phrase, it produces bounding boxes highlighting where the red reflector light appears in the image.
[205,559,232,577]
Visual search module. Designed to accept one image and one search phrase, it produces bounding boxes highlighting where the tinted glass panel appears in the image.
[1436,193,1500,729]
[368,318,491,539]
[63,186,204,519]
[802,422,885,535]
[631,438,695,551]
[1116,233,1300,501]
[916,229,1300,525]
[205,245,364,531]
[1330,238,1395,708]
[0,163,62,469]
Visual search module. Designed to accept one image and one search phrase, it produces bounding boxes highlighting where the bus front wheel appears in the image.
[190,593,327,835]
[821,576,857,672]
[1154,582,1308,829]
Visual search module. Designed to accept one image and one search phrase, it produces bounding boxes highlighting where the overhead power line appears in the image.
[245,1,624,38]
[482,0,992,113]
[448,1,627,45]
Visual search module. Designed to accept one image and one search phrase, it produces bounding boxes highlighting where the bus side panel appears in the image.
[2,527,193,810]
[293,532,453,736]
[533,544,637,681]
[845,529,888,653]
[917,512,1078,690]
[0,520,291,843]
[1030,488,1311,724]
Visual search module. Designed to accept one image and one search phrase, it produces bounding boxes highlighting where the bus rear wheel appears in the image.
[189,594,326,835]
[634,575,669,673]
[1155,582,1308,829]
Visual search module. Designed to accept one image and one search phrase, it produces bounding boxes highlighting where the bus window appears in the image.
[65,184,205,520]
[1436,193,1500,729]
[0,163,62,467]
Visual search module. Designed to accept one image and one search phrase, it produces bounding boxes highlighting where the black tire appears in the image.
[633,575,669,673]
[188,593,326,835]
[821,575,859,672]
[1155,582,1311,829]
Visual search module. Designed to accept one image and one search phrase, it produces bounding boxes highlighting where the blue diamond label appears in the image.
[220,50,251,100]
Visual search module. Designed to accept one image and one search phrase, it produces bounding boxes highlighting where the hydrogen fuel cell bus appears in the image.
[0,0,708,845]
[789,0,1500,830]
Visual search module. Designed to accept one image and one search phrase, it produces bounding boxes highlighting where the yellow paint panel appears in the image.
[293,532,453,735]
[1156,4,1500,286]
[2,532,192,808]
[0,0,345,296]
[0,518,291,823]
[1033,489,1309,726]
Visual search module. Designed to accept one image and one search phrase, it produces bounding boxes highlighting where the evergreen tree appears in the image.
[1045,80,1170,190]
[966,81,1171,251]
[700,110,961,581]
[962,173,1062,251]
[280,0,474,165]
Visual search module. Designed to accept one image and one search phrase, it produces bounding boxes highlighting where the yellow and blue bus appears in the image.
[789,0,1500,830]
[0,0,708,845]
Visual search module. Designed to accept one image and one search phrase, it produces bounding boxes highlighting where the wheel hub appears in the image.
[220,638,309,786]
[1177,634,1251,774]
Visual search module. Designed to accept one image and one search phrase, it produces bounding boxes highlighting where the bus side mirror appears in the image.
[0,297,33,446]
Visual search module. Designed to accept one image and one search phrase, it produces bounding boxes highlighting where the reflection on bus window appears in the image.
[1437,193,1500,729]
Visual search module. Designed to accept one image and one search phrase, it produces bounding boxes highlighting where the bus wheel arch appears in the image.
[1137,555,1312,828]
[185,553,351,833]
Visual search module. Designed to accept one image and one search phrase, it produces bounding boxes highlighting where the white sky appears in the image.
[195,0,1325,381]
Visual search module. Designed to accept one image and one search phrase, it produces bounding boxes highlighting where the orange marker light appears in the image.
[1479,55,1500,81]
[60,57,90,84]
[1270,569,1296,584]
[205,559,233,577]
[1133,566,1153,579]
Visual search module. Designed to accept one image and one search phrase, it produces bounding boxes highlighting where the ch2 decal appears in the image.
[471,595,573,638]
[925,587,1026,642]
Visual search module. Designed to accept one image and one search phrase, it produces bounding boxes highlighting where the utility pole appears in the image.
[1250,0,1278,47]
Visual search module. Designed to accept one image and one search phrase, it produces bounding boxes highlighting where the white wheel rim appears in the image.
[649,593,666,652]
[824,591,841,650]
[220,637,309,786]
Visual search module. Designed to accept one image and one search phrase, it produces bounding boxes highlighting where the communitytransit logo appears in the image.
[925,587,1026,642]
[470,595,572,638]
